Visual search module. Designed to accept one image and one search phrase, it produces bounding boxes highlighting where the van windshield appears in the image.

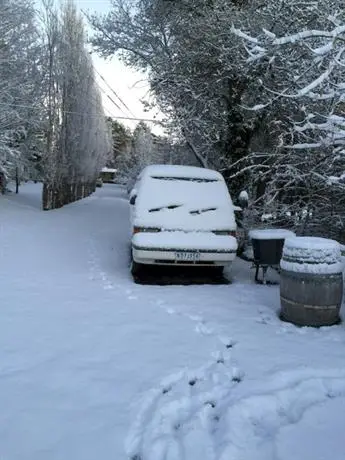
[135,172,236,231]
[150,176,219,183]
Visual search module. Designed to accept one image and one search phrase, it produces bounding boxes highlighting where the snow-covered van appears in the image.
[129,165,238,275]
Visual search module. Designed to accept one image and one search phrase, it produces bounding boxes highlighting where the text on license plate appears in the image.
[175,251,200,262]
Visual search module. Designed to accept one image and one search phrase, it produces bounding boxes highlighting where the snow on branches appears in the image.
[232,10,345,163]
[232,4,345,239]
[0,0,44,183]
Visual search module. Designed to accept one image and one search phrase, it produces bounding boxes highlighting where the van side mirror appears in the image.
[130,194,136,205]
[238,191,249,209]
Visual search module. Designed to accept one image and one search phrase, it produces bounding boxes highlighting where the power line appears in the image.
[42,4,135,122]
[93,66,136,118]
[13,5,160,126]
[80,9,138,119]
[0,101,162,124]
[97,81,128,115]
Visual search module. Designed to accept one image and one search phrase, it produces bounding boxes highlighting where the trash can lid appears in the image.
[249,228,296,240]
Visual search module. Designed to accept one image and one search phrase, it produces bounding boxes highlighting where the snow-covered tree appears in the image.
[115,122,165,186]
[89,0,345,239]
[231,2,345,239]
[0,0,45,189]
[107,118,132,168]
[41,0,111,209]
[89,0,256,182]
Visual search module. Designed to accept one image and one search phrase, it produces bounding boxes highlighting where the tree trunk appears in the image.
[15,167,20,194]
[42,182,54,210]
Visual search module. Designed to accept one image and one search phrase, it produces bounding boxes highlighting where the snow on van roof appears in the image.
[140,164,223,181]
[134,166,236,231]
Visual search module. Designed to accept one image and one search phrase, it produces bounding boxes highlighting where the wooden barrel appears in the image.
[280,237,343,327]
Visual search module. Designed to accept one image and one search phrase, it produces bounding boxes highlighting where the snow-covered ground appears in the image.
[1,183,345,460]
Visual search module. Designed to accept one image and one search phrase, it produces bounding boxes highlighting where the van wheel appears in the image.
[212,266,224,277]
[131,260,142,277]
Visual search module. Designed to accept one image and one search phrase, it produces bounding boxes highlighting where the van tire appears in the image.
[131,260,142,277]
[212,266,224,277]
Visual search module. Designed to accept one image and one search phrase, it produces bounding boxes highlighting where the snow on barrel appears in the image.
[280,237,343,327]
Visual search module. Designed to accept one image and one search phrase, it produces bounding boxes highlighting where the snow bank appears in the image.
[134,165,236,231]
[249,229,296,240]
[281,236,343,274]
[132,231,238,252]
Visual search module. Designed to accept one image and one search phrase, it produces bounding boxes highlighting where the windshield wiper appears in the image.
[149,204,182,213]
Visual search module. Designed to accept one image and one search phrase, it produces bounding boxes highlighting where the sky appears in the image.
[73,0,164,133]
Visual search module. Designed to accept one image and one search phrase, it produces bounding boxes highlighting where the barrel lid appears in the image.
[284,236,340,251]
[281,236,342,274]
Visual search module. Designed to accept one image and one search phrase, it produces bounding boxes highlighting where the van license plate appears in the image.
[175,252,200,262]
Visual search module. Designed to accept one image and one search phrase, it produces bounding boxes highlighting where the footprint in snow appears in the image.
[256,307,277,325]
[103,284,114,290]
[187,314,203,322]
[219,336,237,349]
[155,299,166,306]
[195,322,213,336]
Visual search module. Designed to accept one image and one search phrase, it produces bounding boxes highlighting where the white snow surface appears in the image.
[132,231,238,251]
[1,183,345,460]
[249,228,296,240]
[281,237,343,274]
[133,165,236,231]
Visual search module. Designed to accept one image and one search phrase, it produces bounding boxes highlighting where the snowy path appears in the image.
[1,183,345,460]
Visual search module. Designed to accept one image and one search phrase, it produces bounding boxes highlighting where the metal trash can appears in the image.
[249,229,296,284]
